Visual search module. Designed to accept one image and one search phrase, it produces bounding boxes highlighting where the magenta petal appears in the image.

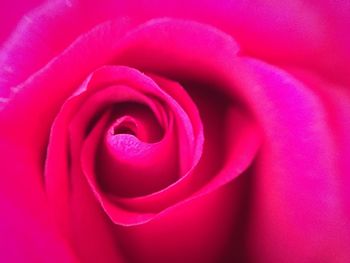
[46,65,205,226]
[114,18,239,81]
[77,88,178,197]
[81,112,156,225]
[149,74,204,178]
[0,198,77,263]
[0,0,43,46]
[113,179,245,263]
[99,116,179,197]
[1,1,349,262]
[106,103,260,262]
[81,105,259,261]
[0,1,136,93]
[289,67,350,214]
[0,18,135,141]
[231,57,350,261]
[2,0,349,89]
[69,67,200,197]
[0,139,77,263]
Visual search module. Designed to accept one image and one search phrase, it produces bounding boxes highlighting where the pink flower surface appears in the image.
[0,1,350,262]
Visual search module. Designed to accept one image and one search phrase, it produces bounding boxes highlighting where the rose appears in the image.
[1,0,350,262]
[1,1,350,263]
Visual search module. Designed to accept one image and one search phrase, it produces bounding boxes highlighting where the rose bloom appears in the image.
[0,0,350,262]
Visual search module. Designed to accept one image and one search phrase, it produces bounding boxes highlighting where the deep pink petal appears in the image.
[0,197,77,263]
[0,18,135,141]
[1,6,348,261]
[73,85,177,197]
[112,179,247,263]
[1,0,348,95]
[0,140,77,263]
[0,0,43,46]
[230,57,350,262]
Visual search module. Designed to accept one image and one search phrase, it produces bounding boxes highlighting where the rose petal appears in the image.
[0,139,77,263]
[231,57,350,262]
[1,0,348,94]
[74,86,178,197]
[112,177,247,263]
[0,197,77,263]
[0,18,135,144]
[82,108,258,262]
[0,0,43,46]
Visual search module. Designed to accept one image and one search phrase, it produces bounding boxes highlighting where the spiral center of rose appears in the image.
[112,118,137,136]
[45,66,204,204]
[51,66,202,200]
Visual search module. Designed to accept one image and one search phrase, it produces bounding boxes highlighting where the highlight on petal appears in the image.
[0,0,43,46]
[229,57,350,262]
[2,0,349,94]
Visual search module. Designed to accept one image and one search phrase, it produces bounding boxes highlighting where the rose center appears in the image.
[95,101,179,197]
[111,117,137,137]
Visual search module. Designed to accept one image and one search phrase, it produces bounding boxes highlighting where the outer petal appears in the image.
[1,0,349,98]
[0,138,77,262]
[231,58,350,262]
[0,0,43,45]
[0,196,77,263]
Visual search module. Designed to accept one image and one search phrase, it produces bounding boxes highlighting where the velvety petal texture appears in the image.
[1,0,349,98]
[0,1,349,263]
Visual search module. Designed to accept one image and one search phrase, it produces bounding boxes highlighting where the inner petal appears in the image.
[110,102,164,143]
[73,66,204,220]
[97,102,179,198]
[112,117,137,136]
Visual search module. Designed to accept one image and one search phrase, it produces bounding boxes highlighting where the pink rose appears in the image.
[1,1,350,262]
